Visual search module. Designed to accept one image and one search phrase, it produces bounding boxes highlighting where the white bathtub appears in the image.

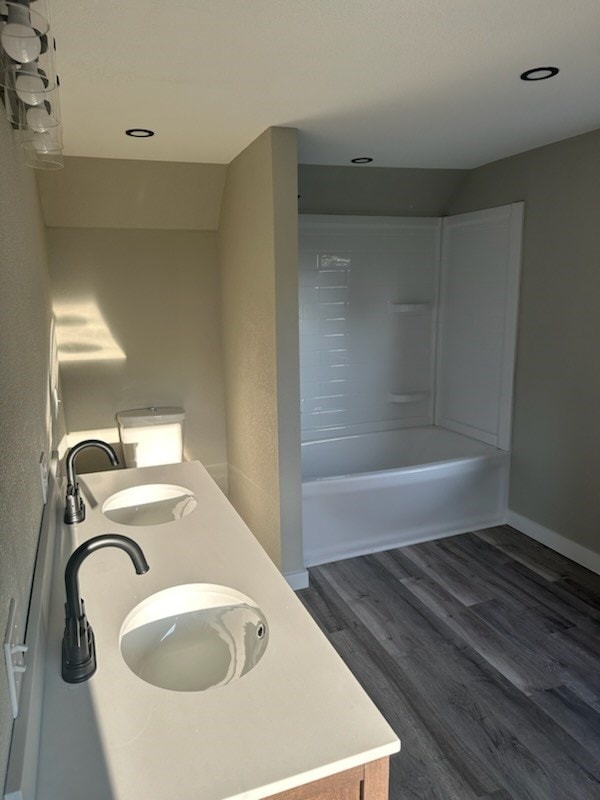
[302,426,509,566]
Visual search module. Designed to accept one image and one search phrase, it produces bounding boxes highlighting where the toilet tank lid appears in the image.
[117,407,185,426]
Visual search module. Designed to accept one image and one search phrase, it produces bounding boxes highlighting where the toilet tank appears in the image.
[117,407,185,468]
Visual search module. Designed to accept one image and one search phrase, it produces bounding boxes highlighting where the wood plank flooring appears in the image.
[298,526,600,800]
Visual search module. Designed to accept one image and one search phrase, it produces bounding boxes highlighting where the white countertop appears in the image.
[35,461,399,800]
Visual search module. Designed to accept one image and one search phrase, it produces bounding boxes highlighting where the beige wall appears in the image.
[38,156,227,230]
[47,228,228,485]
[218,128,302,572]
[0,116,54,784]
[448,128,600,555]
[298,164,467,216]
[45,135,302,571]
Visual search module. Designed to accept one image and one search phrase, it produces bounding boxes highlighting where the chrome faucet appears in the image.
[64,439,119,524]
[61,534,149,683]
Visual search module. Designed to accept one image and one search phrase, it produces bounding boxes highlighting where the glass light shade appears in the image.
[25,102,58,131]
[1,4,48,64]
[25,138,62,155]
[22,145,63,169]
[21,127,62,153]
[0,63,55,99]
[6,75,60,129]
[16,68,54,103]
[1,23,42,61]
[17,71,47,102]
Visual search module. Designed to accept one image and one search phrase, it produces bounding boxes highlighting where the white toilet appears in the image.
[116,407,185,468]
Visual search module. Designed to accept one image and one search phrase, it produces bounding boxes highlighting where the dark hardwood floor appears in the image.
[298,526,600,800]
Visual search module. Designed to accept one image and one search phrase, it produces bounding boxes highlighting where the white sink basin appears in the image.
[102,484,197,526]
[120,584,268,691]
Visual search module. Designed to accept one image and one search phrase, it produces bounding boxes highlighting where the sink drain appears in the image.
[256,623,265,639]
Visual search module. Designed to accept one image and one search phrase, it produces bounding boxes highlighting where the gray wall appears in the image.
[448,128,600,555]
[298,164,467,216]
[46,228,228,486]
[0,116,54,785]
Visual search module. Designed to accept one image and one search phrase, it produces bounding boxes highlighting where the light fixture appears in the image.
[126,128,155,138]
[520,67,559,81]
[0,1,64,169]
[0,3,47,63]
[351,157,373,164]
[14,66,54,104]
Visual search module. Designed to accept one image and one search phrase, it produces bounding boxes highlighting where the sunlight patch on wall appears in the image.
[66,427,120,447]
[53,300,126,362]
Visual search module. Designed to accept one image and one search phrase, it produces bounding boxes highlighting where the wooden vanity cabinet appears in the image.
[265,757,390,800]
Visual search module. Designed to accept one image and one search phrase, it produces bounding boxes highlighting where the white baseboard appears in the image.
[284,569,310,591]
[506,510,600,576]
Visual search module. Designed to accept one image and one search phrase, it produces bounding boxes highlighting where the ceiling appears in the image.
[50,0,600,168]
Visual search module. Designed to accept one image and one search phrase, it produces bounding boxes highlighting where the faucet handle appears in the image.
[64,489,85,525]
[62,600,96,683]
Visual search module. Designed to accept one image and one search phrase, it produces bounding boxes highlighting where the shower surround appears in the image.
[299,208,523,564]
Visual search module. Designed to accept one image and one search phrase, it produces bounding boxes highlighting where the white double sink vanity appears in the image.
[12,460,399,800]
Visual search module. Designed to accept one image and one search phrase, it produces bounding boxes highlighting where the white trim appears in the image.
[506,510,600,577]
[429,218,443,426]
[284,569,310,591]
[304,516,507,568]
[435,203,523,452]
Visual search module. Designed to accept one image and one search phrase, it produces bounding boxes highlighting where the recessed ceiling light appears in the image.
[351,157,373,164]
[520,67,559,81]
[125,128,155,138]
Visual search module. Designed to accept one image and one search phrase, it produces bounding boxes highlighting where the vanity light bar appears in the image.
[0,1,64,169]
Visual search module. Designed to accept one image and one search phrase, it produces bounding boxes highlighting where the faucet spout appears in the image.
[62,534,149,683]
[64,439,119,525]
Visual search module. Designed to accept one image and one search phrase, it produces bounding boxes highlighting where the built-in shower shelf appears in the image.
[388,392,430,404]
[388,303,432,314]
